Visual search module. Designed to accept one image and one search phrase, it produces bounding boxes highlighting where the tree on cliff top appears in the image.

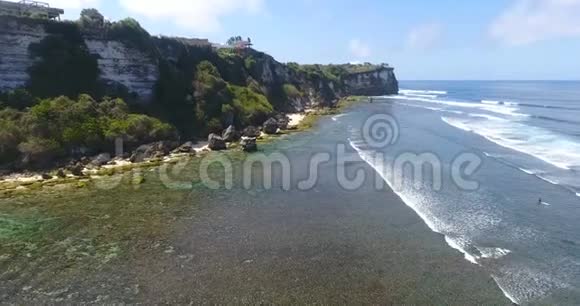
[108,18,152,53]
[78,8,105,30]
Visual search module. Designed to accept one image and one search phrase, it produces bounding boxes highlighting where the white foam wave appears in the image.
[394,95,527,117]
[445,236,479,264]
[477,247,512,259]
[331,114,346,121]
[468,113,504,121]
[348,139,440,233]
[441,117,472,132]
[406,93,439,99]
[482,100,519,106]
[348,137,535,304]
[441,116,580,170]
[518,167,540,175]
[348,138,511,264]
[400,89,447,95]
[492,265,569,305]
[537,175,560,186]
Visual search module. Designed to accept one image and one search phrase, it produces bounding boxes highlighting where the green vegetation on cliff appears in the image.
[0,95,175,167]
[0,10,395,169]
[27,21,102,98]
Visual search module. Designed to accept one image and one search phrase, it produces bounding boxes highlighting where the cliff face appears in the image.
[0,18,46,92]
[85,40,158,101]
[0,15,399,110]
[342,66,399,96]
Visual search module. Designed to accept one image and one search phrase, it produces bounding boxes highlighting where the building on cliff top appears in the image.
[0,0,63,20]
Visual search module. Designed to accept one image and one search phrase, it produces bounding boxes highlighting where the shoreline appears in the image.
[0,97,510,303]
[0,111,309,195]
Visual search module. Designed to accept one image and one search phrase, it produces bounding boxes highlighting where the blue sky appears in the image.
[49,0,580,80]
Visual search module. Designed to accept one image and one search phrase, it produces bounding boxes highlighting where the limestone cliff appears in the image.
[84,39,158,101]
[0,17,46,92]
[0,15,399,111]
[342,65,399,96]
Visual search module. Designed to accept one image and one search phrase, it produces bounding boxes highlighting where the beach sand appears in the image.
[287,113,306,128]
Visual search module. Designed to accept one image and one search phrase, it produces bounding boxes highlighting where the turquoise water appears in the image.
[345,81,580,304]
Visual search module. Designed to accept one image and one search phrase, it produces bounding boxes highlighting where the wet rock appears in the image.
[208,134,227,151]
[68,163,84,177]
[41,173,52,180]
[242,126,261,138]
[240,137,257,152]
[262,118,279,135]
[276,114,290,130]
[90,153,111,167]
[56,169,66,178]
[172,141,197,154]
[130,141,179,163]
[222,125,240,142]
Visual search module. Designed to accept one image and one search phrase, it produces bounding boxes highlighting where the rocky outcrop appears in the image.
[262,118,279,135]
[222,125,239,142]
[275,114,290,130]
[172,141,197,154]
[130,141,179,163]
[90,153,111,167]
[240,137,257,152]
[208,134,226,151]
[242,126,261,138]
[342,65,399,96]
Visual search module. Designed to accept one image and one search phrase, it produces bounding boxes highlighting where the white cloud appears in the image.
[119,0,265,33]
[490,0,580,46]
[48,0,100,9]
[349,39,371,59]
[406,23,443,50]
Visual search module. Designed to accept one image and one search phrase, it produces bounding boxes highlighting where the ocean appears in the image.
[344,81,580,304]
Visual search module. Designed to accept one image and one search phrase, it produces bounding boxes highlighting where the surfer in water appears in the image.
[369,97,373,103]
[538,198,542,205]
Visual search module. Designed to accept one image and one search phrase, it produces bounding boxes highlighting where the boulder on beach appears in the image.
[208,134,227,151]
[90,153,111,167]
[242,126,261,138]
[67,163,84,177]
[222,125,240,142]
[276,114,290,130]
[240,137,258,152]
[172,141,197,154]
[263,118,279,135]
[130,141,179,163]
[56,169,66,178]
